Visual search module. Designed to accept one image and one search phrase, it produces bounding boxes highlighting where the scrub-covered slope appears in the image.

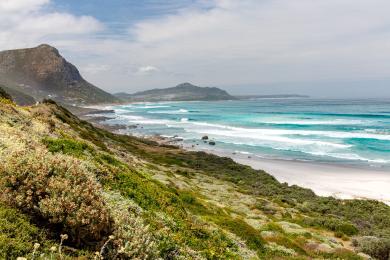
[0,97,389,259]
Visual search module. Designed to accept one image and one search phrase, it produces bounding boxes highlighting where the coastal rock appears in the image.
[209,141,216,145]
[202,135,209,140]
[305,242,334,253]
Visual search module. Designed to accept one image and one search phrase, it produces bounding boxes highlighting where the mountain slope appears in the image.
[0,44,119,105]
[115,82,236,102]
[0,84,36,105]
[1,99,389,259]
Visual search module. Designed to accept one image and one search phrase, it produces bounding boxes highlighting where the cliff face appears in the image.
[0,44,118,105]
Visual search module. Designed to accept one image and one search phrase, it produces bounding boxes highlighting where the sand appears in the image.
[185,145,390,204]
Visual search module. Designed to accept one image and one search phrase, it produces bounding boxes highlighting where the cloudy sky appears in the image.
[1,0,390,97]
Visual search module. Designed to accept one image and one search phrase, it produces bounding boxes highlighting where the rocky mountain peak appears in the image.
[0,44,118,104]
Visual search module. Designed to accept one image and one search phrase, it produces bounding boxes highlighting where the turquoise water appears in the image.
[101,98,390,169]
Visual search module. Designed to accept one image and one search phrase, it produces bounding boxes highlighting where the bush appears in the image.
[0,149,112,246]
[302,217,358,236]
[102,192,158,259]
[0,204,42,259]
[355,236,390,260]
[43,137,93,157]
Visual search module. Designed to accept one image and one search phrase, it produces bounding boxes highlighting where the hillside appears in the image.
[0,94,389,259]
[0,44,119,105]
[115,82,236,102]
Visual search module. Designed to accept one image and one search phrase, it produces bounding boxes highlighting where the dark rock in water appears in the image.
[173,135,179,138]
[86,109,115,115]
[202,135,209,140]
[209,141,216,145]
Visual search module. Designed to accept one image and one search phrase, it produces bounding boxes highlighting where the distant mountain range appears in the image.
[115,83,236,102]
[0,44,118,105]
[0,44,308,106]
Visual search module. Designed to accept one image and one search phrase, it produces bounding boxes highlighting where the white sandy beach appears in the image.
[185,145,390,204]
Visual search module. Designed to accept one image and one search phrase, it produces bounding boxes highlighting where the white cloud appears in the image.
[0,0,103,50]
[0,0,49,13]
[1,0,390,97]
[117,0,390,95]
[137,66,160,75]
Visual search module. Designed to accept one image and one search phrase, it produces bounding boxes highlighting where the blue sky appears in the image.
[52,0,208,35]
[1,0,390,97]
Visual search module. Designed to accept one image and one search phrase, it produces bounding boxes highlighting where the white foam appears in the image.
[148,109,189,114]
[188,122,390,141]
[112,114,172,125]
[137,105,171,109]
[260,119,367,125]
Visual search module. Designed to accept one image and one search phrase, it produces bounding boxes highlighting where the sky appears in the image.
[1,0,390,97]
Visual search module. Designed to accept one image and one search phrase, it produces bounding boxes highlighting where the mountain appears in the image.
[115,82,236,102]
[0,44,119,105]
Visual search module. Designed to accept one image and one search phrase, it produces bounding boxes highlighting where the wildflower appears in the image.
[60,234,68,241]
[50,246,57,252]
[34,243,41,250]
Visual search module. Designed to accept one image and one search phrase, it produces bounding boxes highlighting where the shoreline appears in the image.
[83,114,390,205]
[185,145,390,204]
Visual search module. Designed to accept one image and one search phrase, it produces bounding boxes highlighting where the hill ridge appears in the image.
[0,44,118,105]
[115,82,236,102]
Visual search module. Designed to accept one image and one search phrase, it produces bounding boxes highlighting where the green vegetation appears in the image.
[0,100,389,259]
[43,137,94,157]
[0,204,43,259]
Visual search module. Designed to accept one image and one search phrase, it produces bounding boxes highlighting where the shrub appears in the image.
[302,217,358,236]
[0,204,42,259]
[42,137,93,157]
[355,236,390,260]
[102,192,158,259]
[0,149,112,246]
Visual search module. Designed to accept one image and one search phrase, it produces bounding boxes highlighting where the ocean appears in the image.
[97,98,390,169]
